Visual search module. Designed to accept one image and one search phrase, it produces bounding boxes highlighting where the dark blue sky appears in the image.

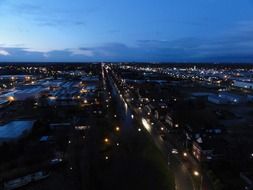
[0,0,253,62]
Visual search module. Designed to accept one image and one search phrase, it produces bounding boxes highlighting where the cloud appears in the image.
[0,49,10,56]
[35,18,86,27]
[1,19,253,63]
[69,48,94,57]
[0,38,253,62]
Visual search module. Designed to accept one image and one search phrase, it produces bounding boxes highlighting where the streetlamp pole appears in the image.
[200,175,203,190]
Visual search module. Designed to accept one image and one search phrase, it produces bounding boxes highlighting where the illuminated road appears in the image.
[105,67,195,190]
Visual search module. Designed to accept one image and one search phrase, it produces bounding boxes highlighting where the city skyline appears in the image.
[1,0,253,62]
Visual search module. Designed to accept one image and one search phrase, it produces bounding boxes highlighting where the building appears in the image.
[0,86,45,101]
[192,138,226,162]
[240,172,253,190]
[233,80,253,89]
[0,120,35,144]
[218,92,246,104]
[208,92,247,104]
[208,95,228,104]
[14,86,44,101]
[0,99,9,108]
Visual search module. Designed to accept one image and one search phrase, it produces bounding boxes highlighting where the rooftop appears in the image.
[0,120,35,142]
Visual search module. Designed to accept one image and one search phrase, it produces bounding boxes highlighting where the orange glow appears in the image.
[8,96,15,102]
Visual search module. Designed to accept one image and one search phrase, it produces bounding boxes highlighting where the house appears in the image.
[165,111,179,128]
[192,137,226,162]
[184,123,224,151]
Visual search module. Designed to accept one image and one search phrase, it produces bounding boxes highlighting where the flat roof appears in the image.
[0,120,35,141]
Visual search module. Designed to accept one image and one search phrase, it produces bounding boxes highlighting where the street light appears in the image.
[193,170,203,190]
[193,171,200,176]
[104,138,109,143]
[115,126,120,132]
[183,152,188,157]
[8,96,15,102]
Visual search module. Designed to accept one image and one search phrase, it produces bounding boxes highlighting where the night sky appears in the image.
[0,0,253,62]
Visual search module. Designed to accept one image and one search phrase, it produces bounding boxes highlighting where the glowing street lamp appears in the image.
[193,170,203,190]
[115,126,120,132]
[104,138,109,144]
[8,96,15,102]
[193,171,200,176]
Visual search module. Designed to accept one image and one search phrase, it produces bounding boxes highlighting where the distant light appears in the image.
[115,126,120,132]
[138,128,142,132]
[161,127,164,131]
[104,138,109,143]
[193,171,200,176]
[68,140,71,144]
[183,152,188,157]
[142,118,151,132]
[105,156,109,160]
[131,114,134,119]
[8,96,15,102]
